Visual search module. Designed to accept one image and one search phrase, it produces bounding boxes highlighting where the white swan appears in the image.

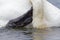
[0,0,32,28]
[31,0,60,29]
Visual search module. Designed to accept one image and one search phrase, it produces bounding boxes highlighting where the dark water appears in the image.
[1,27,60,40]
[0,27,32,40]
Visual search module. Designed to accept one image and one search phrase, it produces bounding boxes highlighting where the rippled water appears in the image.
[0,27,32,40]
[33,27,60,40]
[1,27,60,40]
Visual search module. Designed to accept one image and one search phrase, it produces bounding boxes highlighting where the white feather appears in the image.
[0,0,32,28]
[32,0,60,29]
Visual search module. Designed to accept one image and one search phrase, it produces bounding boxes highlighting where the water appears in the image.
[1,26,60,40]
[0,27,32,40]
[48,0,60,9]
[33,27,60,40]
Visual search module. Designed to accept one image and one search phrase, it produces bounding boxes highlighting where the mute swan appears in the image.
[0,0,32,28]
[31,0,60,29]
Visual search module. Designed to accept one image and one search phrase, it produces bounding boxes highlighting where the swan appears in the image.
[31,0,60,29]
[0,0,32,28]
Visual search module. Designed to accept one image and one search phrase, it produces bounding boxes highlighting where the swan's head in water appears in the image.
[0,0,33,28]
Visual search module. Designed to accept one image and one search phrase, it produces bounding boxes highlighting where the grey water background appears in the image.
[0,27,32,40]
[0,0,60,40]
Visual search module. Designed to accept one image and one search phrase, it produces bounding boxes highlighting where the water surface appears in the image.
[33,27,60,40]
[48,0,60,9]
[0,28,32,40]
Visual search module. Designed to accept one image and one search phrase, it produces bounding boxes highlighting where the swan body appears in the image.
[31,0,60,29]
[44,0,60,27]
[0,0,60,29]
[0,0,32,28]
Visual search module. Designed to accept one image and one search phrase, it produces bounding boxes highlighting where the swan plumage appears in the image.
[44,0,60,27]
[32,0,60,29]
[0,0,32,28]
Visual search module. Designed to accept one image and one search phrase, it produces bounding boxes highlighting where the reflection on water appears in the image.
[33,27,60,40]
[0,27,60,40]
[0,28,32,40]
